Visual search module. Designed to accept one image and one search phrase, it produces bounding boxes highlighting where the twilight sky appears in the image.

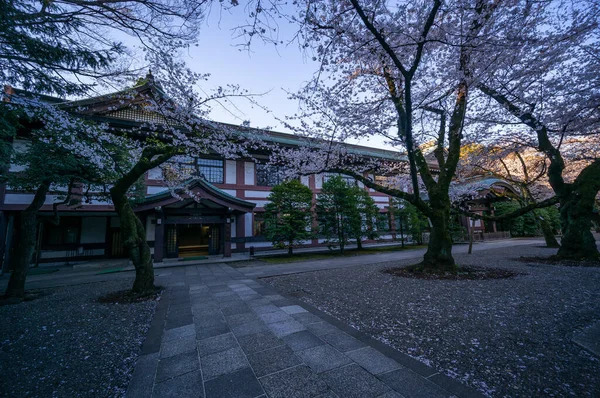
[162,5,393,151]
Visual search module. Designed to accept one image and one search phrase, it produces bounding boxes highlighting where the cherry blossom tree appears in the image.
[84,54,266,294]
[459,142,560,247]
[0,95,124,300]
[471,0,600,260]
[260,0,598,268]
[1,1,273,297]
[267,0,543,272]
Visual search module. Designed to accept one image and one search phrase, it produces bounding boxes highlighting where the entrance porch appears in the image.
[135,179,256,262]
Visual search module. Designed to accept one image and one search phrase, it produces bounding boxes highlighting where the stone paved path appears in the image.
[127,263,485,398]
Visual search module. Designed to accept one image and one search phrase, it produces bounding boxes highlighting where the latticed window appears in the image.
[256,163,285,186]
[253,212,266,236]
[106,107,169,124]
[197,158,224,184]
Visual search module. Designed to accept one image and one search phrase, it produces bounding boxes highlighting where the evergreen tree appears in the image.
[392,199,429,245]
[264,180,313,255]
[352,186,383,250]
[317,176,383,253]
[317,176,357,254]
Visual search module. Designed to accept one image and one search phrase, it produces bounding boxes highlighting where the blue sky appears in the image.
[159,6,392,151]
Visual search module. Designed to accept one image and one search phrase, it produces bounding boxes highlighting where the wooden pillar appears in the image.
[223,219,232,257]
[236,213,245,251]
[0,212,7,273]
[154,211,164,263]
[1,214,14,273]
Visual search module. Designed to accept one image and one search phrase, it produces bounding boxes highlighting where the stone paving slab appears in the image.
[322,364,393,397]
[126,263,487,398]
[258,365,331,398]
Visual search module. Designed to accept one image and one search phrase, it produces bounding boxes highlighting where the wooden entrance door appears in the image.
[208,225,221,255]
[109,229,125,257]
[165,224,178,258]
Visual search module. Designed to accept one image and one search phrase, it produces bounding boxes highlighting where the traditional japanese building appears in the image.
[0,77,406,267]
[0,76,522,269]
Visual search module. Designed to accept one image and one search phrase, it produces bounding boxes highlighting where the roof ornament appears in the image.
[146,69,155,84]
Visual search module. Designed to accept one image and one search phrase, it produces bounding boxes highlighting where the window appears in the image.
[197,158,224,184]
[253,213,266,236]
[323,172,355,186]
[167,156,224,183]
[375,175,398,188]
[43,217,80,247]
[256,163,286,187]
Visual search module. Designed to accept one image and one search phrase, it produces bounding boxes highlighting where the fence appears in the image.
[422,230,511,244]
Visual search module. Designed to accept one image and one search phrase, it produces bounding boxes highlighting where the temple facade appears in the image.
[0,78,518,268]
[0,79,403,267]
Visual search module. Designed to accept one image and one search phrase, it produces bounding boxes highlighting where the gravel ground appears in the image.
[0,279,157,398]
[264,245,600,398]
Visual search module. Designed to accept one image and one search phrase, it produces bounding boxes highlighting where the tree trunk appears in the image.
[556,161,600,261]
[288,246,293,256]
[356,237,363,250]
[468,217,475,255]
[4,180,51,299]
[556,194,599,261]
[107,146,178,293]
[420,201,456,272]
[110,190,155,294]
[535,210,560,248]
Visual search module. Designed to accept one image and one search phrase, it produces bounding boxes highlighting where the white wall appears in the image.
[147,186,168,195]
[225,160,237,184]
[244,213,253,236]
[373,196,390,203]
[80,217,107,243]
[244,162,255,185]
[146,215,156,241]
[245,190,270,199]
[148,167,163,180]
[40,248,105,259]
[4,193,61,205]
[301,176,309,186]
[315,174,323,189]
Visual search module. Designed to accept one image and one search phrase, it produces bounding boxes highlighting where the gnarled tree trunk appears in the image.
[556,161,600,261]
[109,146,178,294]
[420,197,456,272]
[110,190,155,293]
[4,180,51,299]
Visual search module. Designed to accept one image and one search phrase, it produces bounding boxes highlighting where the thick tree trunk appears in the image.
[536,211,560,248]
[4,180,51,299]
[356,237,363,250]
[557,194,599,261]
[110,191,155,294]
[288,246,293,256]
[556,161,600,261]
[420,200,456,272]
[107,146,178,294]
